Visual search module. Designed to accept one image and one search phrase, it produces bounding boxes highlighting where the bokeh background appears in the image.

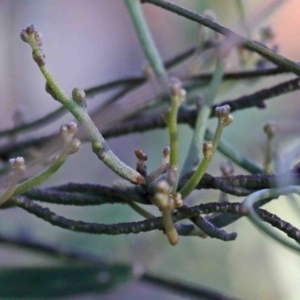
[0,0,300,299]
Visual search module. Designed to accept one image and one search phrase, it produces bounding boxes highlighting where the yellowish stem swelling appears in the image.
[162,208,179,246]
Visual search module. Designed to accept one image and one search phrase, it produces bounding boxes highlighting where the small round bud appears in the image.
[34,31,43,46]
[155,179,171,195]
[68,138,81,154]
[60,124,69,138]
[66,121,77,135]
[263,121,277,139]
[169,78,182,97]
[173,193,183,208]
[203,141,213,158]
[72,88,87,108]
[20,29,28,43]
[215,105,231,118]
[223,114,233,127]
[45,83,58,100]
[163,145,170,158]
[9,157,26,175]
[169,78,186,104]
[25,24,35,34]
[59,122,77,142]
[135,149,148,161]
[92,141,102,153]
[178,88,187,102]
[32,49,45,66]
[60,122,77,141]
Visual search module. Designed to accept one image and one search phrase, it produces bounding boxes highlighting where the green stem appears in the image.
[24,30,143,184]
[241,186,300,254]
[235,0,251,39]
[143,0,300,75]
[125,0,169,89]
[127,201,154,219]
[180,118,228,199]
[14,151,69,196]
[167,94,180,189]
[182,57,223,174]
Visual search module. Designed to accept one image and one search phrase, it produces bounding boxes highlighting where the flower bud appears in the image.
[20,29,28,43]
[263,121,277,139]
[72,88,87,108]
[215,104,231,118]
[25,24,35,34]
[203,141,213,158]
[34,31,43,47]
[135,149,148,161]
[9,157,26,176]
[68,138,81,154]
[163,145,170,158]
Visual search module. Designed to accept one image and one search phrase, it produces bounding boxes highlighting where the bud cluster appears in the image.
[9,157,26,176]
[59,122,81,155]
[20,24,45,66]
[215,104,233,126]
[135,149,148,177]
[169,78,186,105]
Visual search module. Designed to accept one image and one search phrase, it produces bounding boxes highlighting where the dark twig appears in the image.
[21,171,300,208]
[1,72,298,162]
[102,76,300,140]
[188,213,237,241]
[256,208,300,243]
[143,0,300,75]
[9,196,300,245]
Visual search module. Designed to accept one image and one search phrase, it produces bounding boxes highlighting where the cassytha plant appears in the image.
[0,0,300,299]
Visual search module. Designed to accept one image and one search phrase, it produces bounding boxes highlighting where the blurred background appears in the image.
[0,0,300,299]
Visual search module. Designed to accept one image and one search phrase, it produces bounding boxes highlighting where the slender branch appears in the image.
[0,107,66,139]
[241,187,300,253]
[125,0,169,89]
[101,74,300,138]
[21,170,300,209]
[187,212,237,241]
[10,196,241,235]
[10,196,300,246]
[180,106,233,199]
[21,25,144,184]
[182,57,224,174]
[235,0,251,39]
[142,0,300,75]
[0,70,296,162]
